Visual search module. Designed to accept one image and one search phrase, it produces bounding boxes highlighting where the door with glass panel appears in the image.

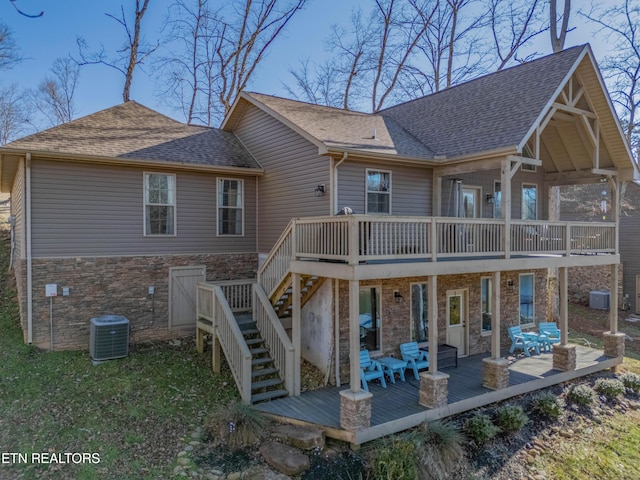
[446,290,468,356]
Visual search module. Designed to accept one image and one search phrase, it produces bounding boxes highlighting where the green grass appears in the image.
[0,233,238,480]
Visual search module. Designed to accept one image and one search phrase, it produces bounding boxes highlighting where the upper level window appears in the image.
[493,182,502,219]
[522,184,537,220]
[366,170,391,214]
[144,173,175,235]
[217,178,244,236]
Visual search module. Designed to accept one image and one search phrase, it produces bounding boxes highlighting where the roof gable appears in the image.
[2,101,260,170]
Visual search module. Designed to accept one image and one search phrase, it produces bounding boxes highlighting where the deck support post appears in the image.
[608,263,619,334]
[552,343,576,371]
[419,371,449,408]
[558,267,569,345]
[482,358,509,390]
[339,390,372,432]
[428,276,438,373]
[491,271,501,359]
[348,279,361,393]
[292,272,302,396]
[212,336,221,374]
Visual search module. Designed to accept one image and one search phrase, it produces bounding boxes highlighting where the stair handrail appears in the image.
[211,284,253,404]
[253,283,295,396]
[258,219,294,298]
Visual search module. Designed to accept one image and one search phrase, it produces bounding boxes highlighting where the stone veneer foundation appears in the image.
[339,390,372,432]
[482,357,510,390]
[603,331,626,358]
[552,344,577,371]
[13,253,257,351]
[419,371,449,408]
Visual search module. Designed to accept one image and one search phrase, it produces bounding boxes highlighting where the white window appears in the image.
[522,183,537,220]
[144,173,175,235]
[366,169,391,214]
[519,273,535,325]
[217,178,244,236]
[481,277,492,333]
[359,286,381,351]
[411,283,429,343]
[493,181,502,219]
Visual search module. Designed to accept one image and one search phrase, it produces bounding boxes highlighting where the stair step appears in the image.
[252,367,279,378]
[250,347,269,356]
[245,338,264,346]
[251,378,284,391]
[252,356,274,366]
[239,322,258,331]
[242,328,260,336]
[252,389,289,403]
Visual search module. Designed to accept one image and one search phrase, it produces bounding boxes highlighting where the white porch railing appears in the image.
[253,283,295,395]
[258,221,293,298]
[291,215,616,263]
[213,279,254,313]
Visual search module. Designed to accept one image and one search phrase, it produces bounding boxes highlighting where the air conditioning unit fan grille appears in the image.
[90,315,130,361]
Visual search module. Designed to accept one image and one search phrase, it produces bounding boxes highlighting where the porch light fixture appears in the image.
[394,291,404,303]
[507,279,515,291]
[486,193,495,204]
[314,184,325,197]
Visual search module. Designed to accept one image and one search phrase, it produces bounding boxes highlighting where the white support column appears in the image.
[501,159,512,258]
[609,264,619,334]
[559,267,568,345]
[292,272,302,396]
[349,279,361,392]
[428,276,438,373]
[334,279,341,387]
[491,271,501,359]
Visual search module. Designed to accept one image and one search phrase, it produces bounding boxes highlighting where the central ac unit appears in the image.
[90,315,130,361]
[589,291,610,310]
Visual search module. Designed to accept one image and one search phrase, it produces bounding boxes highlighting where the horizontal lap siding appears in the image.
[338,161,432,216]
[30,159,256,257]
[11,161,24,259]
[620,183,640,312]
[234,106,330,253]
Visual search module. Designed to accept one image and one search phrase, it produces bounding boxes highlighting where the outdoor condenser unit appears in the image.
[90,315,130,361]
[589,291,610,310]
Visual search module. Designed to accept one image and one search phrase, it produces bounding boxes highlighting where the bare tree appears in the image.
[0,23,22,70]
[550,0,571,53]
[7,0,43,17]
[0,84,30,145]
[581,0,640,160]
[76,0,158,102]
[31,58,80,126]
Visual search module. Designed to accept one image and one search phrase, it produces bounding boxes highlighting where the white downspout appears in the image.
[332,152,348,214]
[26,153,33,344]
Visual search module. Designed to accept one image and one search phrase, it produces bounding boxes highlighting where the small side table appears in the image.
[537,334,552,352]
[378,357,408,383]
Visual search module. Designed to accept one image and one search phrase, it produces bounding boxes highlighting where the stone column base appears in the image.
[482,358,510,390]
[603,331,626,358]
[552,344,576,371]
[339,390,373,432]
[419,371,449,408]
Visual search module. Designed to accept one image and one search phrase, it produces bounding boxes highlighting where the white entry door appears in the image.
[169,266,206,329]
[446,290,468,356]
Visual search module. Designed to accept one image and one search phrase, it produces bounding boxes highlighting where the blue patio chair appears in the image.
[400,342,429,380]
[358,350,386,392]
[538,322,561,344]
[508,325,540,356]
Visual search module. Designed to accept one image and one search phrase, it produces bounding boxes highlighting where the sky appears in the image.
[0,0,614,127]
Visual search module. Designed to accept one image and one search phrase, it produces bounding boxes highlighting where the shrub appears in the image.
[411,421,464,480]
[466,412,499,443]
[208,400,268,447]
[619,371,640,393]
[594,377,625,400]
[369,438,417,480]
[530,391,562,420]
[566,383,595,406]
[495,405,528,433]
[302,451,366,480]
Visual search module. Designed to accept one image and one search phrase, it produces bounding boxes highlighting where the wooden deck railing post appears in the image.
[348,216,359,266]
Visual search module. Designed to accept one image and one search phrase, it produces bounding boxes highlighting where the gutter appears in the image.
[331,152,348,214]
[25,153,32,344]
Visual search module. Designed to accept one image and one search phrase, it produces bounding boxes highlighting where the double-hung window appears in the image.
[481,277,492,333]
[366,169,391,214]
[217,178,244,236]
[522,183,537,220]
[519,273,535,325]
[359,286,381,351]
[144,173,175,235]
[411,283,429,343]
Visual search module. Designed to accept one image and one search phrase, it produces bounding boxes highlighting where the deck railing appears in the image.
[213,279,255,313]
[196,282,252,404]
[292,215,616,263]
[258,221,293,298]
[253,283,295,395]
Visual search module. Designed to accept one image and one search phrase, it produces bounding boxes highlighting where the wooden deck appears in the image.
[255,346,621,445]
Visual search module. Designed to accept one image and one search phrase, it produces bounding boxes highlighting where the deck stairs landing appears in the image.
[270,273,326,318]
[237,315,289,403]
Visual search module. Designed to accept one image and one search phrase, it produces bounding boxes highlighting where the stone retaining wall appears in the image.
[13,253,257,351]
[568,264,623,308]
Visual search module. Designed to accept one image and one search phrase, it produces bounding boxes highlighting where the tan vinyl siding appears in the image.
[337,161,432,216]
[30,159,256,257]
[233,105,330,253]
[11,159,24,259]
[619,183,640,312]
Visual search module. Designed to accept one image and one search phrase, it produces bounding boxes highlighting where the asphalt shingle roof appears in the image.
[3,101,260,169]
[381,45,587,158]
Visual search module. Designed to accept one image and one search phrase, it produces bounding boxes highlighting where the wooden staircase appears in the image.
[270,273,326,318]
[239,320,289,403]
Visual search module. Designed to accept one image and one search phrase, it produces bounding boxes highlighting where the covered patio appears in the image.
[255,346,620,445]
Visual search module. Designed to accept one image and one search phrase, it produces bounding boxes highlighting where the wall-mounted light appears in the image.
[486,193,495,204]
[507,279,515,291]
[394,291,404,304]
[314,184,325,197]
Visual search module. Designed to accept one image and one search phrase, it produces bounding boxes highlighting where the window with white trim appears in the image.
[217,178,244,236]
[519,273,535,325]
[493,181,502,219]
[144,173,175,235]
[522,183,537,220]
[481,277,492,333]
[411,283,429,342]
[360,286,381,351]
[366,169,391,214]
